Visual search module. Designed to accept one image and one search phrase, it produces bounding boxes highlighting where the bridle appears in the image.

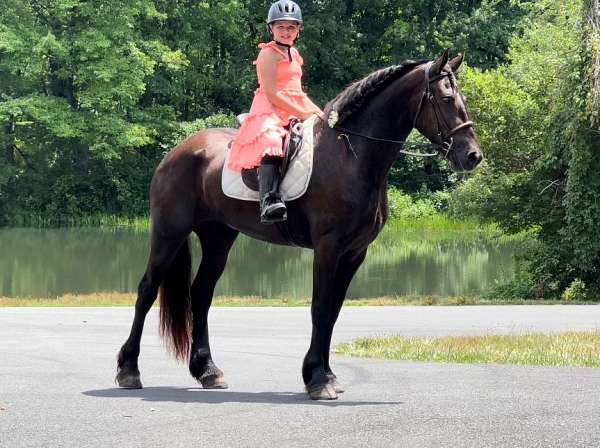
[416,63,474,157]
[326,61,474,158]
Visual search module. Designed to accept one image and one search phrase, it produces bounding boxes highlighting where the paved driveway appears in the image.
[1,306,600,447]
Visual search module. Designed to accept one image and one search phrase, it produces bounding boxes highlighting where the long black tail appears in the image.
[159,237,192,362]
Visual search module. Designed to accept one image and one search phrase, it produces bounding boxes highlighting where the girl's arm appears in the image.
[303,97,324,120]
[257,50,321,120]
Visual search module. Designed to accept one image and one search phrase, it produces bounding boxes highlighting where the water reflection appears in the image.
[0,227,515,298]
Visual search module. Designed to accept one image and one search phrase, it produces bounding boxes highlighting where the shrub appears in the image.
[387,187,439,220]
[562,279,588,302]
[161,112,237,152]
[482,280,537,301]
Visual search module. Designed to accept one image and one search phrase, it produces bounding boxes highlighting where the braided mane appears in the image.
[326,60,427,126]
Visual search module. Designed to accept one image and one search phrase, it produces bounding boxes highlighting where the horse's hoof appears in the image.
[329,377,345,394]
[306,382,338,400]
[116,371,143,389]
[199,374,228,389]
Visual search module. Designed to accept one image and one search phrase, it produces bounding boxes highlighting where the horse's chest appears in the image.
[347,202,388,249]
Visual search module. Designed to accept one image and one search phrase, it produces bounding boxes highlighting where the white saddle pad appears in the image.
[221,115,316,202]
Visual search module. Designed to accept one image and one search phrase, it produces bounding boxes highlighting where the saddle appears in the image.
[236,117,305,192]
[222,114,316,202]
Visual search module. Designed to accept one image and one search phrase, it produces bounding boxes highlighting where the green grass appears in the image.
[336,331,600,368]
[7,214,150,230]
[4,212,530,244]
[382,214,531,244]
[0,293,593,307]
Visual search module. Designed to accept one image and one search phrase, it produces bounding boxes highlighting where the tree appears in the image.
[0,0,537,223]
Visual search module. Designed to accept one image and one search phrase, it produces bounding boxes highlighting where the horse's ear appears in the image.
[430,49,449,75]
[449,53,464,73]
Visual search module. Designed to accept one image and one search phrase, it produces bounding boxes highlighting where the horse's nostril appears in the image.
[468,150,482,166]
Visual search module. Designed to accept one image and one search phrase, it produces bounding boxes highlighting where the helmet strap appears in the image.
[274,40,293,62]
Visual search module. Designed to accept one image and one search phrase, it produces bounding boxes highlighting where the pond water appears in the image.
[0,227,516,298]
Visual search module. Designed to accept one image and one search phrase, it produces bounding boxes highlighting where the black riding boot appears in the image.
[258,157,287,224]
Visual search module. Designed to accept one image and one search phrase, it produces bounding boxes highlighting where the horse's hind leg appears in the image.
[116,227,189,389]
[188,222,239,388]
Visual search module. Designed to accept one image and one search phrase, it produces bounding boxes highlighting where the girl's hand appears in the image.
[298,110,315,120]
[300,109,324,121]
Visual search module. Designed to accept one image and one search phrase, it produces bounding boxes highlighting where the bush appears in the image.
[415,188,451,213]
[482,280,537,301]
[161,112,237,152]
[562,279,588,302]
[387,187,439,220]
[459,66,545,174]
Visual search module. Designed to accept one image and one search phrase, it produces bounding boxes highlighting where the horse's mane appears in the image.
[326,59,428,125]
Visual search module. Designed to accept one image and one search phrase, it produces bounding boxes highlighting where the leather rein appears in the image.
[327,62,474,158]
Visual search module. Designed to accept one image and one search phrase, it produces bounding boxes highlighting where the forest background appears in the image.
[0,0,598,300]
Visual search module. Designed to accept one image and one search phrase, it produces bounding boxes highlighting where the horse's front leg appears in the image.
[302,236,343,400]
[324,249,368,394]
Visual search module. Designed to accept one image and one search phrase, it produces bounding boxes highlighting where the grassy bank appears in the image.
[0,293,594,307]
[3,208,532,245]
[383,215,531,244]
[5,214,150,230]
[336,331,600,368]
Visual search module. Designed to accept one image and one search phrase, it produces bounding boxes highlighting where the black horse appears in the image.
[116,50,483,400]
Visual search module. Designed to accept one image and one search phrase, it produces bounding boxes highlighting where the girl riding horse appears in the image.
[115,2,483,399]
[228,0,324,223]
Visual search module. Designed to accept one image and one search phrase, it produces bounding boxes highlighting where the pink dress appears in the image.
[228,41,313,171]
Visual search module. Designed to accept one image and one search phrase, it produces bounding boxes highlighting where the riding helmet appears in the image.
[267,1,303,24]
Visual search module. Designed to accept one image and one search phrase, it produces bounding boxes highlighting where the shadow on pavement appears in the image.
[83,387,403,407]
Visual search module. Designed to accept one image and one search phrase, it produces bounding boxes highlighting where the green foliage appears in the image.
[300,0,532,102]
[562,279,588,302]
[451,168,525,231]
[482,280,536,301]
[559,0,600,288]
[481,236,540,300]
[448,0,600,294]
[519,0,600,292]
[0,0,533,225]
[387,187,441,219]
[162,113,237,152]
[445,57,557,237]
[389,138,454,193]
[0,0,185,224]
[9,2,600,304]
[459,66,545,172]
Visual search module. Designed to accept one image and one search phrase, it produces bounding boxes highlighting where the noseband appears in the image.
[327,61,474,158]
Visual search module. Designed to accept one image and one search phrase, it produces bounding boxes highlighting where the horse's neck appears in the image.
[344,91,414,189]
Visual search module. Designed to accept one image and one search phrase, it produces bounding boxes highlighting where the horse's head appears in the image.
[413,50,483,172]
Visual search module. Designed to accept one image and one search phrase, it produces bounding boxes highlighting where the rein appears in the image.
[325,62,473,159]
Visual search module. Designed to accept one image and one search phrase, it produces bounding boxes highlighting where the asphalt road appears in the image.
[1,306,600,448]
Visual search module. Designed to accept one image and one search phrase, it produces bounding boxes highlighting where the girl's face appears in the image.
[270,20,300,45]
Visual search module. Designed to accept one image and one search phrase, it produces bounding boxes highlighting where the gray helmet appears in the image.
[267,1,303,24]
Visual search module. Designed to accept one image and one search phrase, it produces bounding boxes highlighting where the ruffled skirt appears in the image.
[228,89,310,171]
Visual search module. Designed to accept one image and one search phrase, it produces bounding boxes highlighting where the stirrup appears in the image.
[260,198,287,224]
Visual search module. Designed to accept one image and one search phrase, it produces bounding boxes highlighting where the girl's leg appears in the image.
[258,155,286,223]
